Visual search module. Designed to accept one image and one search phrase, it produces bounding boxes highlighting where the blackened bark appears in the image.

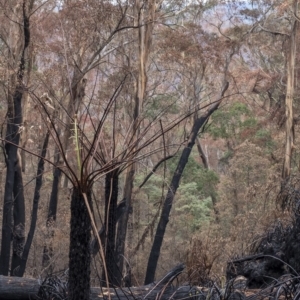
[90,199,126,256]
[144,82,229,284]
[68,188,92,300]
[17,132,50,277]
[10,160,25,276]
[0,128,18,275]
[1,89,23,276]
[48,149,61,223]
[0,1,30,276]
[102,170,119,287]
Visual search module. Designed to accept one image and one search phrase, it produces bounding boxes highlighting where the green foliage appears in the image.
[168,154,219,197]
[176,182,213,232]
[242,118,257,129]
[167,153,218,234]
[135,153,218,235]
[208,102,257,140]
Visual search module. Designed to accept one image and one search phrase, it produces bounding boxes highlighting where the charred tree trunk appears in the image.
[0,1,30,275]
[11,2,35,274]
[90,199,126,256]
[17,131,50,277]
[103,170,119,287]
[68,188,92,300]
[10,159,25,276]
[1,120,20,275]
[144,82,229,284]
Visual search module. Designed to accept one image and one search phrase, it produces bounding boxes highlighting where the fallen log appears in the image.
[0,274,209,300]
[0,275,40,299]
[0,263,203,300]
[0,273,296,300]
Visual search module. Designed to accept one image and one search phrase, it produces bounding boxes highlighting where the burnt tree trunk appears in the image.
[103,169,119,287]
[144,82,229,284]
[18,131,50,277]
[0,2,30,275]
[68,188,92,300]
[1,116,20,275]
[10,160,25,276]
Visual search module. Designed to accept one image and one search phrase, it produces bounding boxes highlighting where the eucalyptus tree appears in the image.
[140,1,235,282]
[114,0,159,285]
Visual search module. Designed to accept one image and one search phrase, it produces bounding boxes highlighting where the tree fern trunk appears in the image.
[68,188,92,300]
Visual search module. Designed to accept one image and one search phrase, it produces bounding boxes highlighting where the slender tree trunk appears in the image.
[1,124,19,275]
[115,0,155,285]
[10,159,25,276]
[20,43,34,173]
[10,0,34,275]
[144,82,229,284]
[68,188,92,300]
[115,166,134,285]
[18,131,50,276]
[0,1,30,275]
[103,170,119,286]
[282,2,298,180]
